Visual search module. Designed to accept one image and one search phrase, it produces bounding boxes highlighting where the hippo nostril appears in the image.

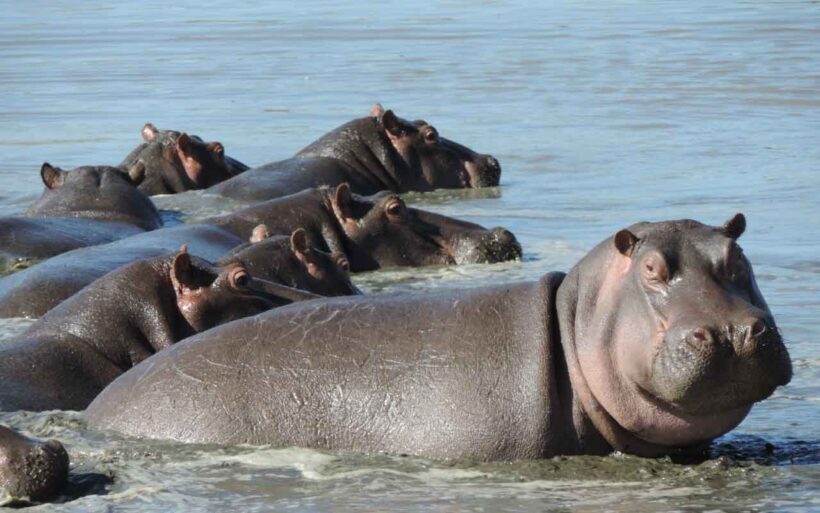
[751,319,767,339]
[689,327,713,345]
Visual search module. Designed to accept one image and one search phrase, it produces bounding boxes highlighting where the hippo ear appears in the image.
[380,110,403,137]
[290,228,310,255]
[176,133,193,156]
[334,183,354,219]
[721,213,746,240]
[250,224,269,243]
[370,103,385,118]
[170,246,195,293]
[40,163,65,190]
[208,142,225,158]
[614,229,639,258]
[127,160,146,186]
[142,123,159,142]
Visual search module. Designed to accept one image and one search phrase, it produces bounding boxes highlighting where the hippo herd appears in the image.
[0,105,792,504]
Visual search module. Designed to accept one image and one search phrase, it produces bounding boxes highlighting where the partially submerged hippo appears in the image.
[120,123,249,195]
[0,223,355,319]
[87,214,792,460]
[222,226,360,297]
[0,426,68,505]
[0,246,317,412]
[210,104,501,201]
[0,163,162,269]
[206,183,521,272]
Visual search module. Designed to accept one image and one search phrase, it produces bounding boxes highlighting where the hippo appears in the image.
[0,426,68,505]
[209,104,501,201]
[205,183,522,272]
[0,184,517,318]
[120,123,249,195]
[0,222,355,319]
[87,214,792,461]
[222,226,361,297]
[0,246,319,412]
[0,163,162,270]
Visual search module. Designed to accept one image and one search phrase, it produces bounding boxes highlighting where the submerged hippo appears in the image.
[0,163,162,269]
[87,214,792,460]
[205,183,521,272]
[210,104,501,201]
[0,246,318,412]
[0,426,68,504]
[0,223,355,319]
[120,123,249,196]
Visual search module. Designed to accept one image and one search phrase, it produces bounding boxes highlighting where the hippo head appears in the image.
[326,183,521,271]
[557,214,792,454]
[170,246,307,333]
[25,163,162,230]
[126,123,242,193]
[222,226,360,297]
[372,104,501,189]
[0,425,69,504]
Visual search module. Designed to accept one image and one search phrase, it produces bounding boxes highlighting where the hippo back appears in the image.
[87,273,566,462]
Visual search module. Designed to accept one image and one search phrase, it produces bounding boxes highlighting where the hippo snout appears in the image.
[465,155,501,188]
[452,227,521,264]
[653,316,792,413]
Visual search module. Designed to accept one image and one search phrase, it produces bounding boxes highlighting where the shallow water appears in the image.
[0,1,818,511]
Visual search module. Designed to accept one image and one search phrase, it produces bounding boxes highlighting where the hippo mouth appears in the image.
[463,157,501,188]
[648,331,792,416]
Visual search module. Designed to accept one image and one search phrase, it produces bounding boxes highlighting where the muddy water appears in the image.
[0,1,818,511]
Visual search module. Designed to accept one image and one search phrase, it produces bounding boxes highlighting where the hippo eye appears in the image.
[642,254,669,286]
[385,198,405,220]
[423,128,439,144]
[231,269,250,288]
[727,248,748,281]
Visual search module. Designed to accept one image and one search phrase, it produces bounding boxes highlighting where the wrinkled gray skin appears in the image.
[210,105,501,202]
[87,215,791,461]
[0,425,68,505]
[0,249,316,412]
[0,223,354,319]
[205,184,521,273]
[0,163,162,267]
[120,123,249,196]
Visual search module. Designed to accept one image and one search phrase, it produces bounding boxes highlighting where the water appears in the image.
[1,1,818,510]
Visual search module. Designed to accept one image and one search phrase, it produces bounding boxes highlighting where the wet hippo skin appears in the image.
[87,214,792,461]
[120,123,249,195]
[210,104,501,201]
[0,425,68,505]
[205,183,522,272]
[0,224,353,319]
[0,163,162,268]
[0,247,317,412]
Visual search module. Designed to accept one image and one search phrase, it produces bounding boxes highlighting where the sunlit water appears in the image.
[1,1,818,511]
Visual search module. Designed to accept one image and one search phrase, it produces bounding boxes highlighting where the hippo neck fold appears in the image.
[555,261,689,458]
[295,117,411,192]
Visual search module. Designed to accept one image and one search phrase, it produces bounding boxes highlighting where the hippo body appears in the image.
[88,216,792,460]
[205,185,521,273]
[210,106,500,202]
[0,164,162,268]
[0,250,315,412]
[0,426,68,504]
[0,222,356,319]
[121,124,248,196]
[0,217,143,271]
